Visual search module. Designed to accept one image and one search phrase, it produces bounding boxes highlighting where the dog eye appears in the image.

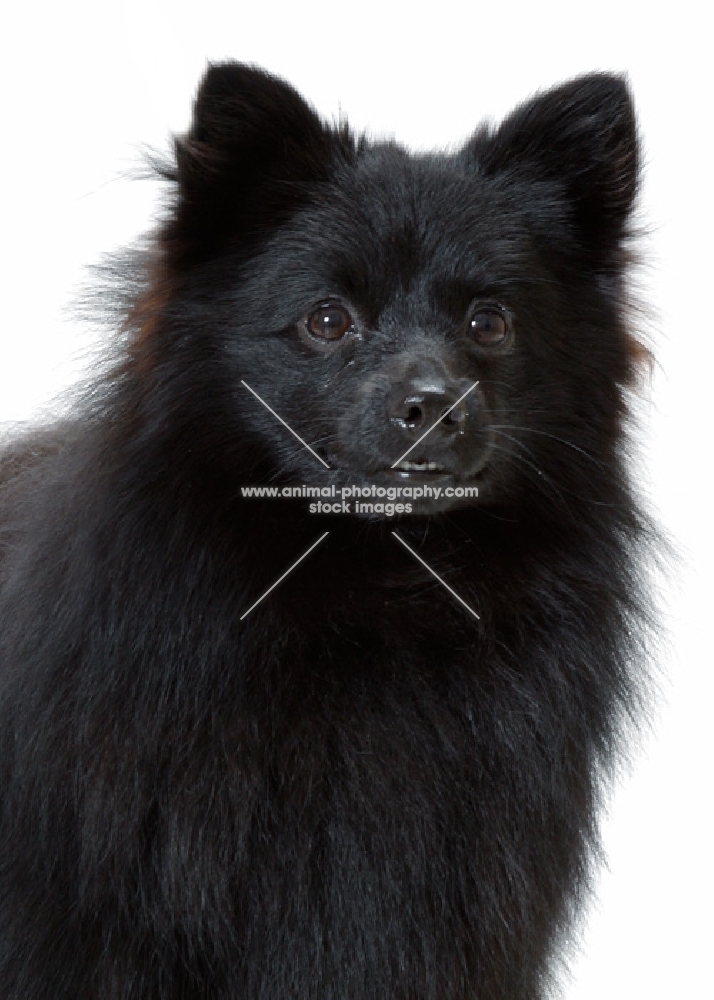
[469,307,509,346]
[305,303,354,340]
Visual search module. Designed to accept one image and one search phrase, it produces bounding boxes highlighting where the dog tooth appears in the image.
[396,460,444,472]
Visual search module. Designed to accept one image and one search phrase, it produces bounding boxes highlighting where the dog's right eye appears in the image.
[304,303,354,341]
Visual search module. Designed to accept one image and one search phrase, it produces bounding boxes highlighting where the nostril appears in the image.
[405,404,423,427]
[441,403,466,426]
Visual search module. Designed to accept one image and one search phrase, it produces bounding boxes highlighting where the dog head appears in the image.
[129,64,643,518]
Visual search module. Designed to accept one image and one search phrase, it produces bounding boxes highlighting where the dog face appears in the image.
[145,65,641,516]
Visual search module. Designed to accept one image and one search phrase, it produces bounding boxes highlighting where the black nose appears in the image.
[388,381,467,435]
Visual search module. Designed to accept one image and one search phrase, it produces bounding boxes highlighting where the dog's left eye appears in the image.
[469,307,509,346]
[305,303,354,340]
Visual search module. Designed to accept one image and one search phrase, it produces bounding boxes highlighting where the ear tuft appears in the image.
[473,73,640,262]
[169,62,353,249]
[186,62,329,158]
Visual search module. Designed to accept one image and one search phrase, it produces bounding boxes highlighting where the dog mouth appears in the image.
[320,450,481,484]
[318,449,451,478]
[317,447,487,489]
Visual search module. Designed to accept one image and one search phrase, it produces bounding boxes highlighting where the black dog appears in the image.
[0,65,653,998]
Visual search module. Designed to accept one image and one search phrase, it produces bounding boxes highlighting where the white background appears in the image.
[1,2,712,997]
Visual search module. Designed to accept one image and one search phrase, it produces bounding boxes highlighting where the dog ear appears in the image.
[472,73,640,263]
[169,62,353,247]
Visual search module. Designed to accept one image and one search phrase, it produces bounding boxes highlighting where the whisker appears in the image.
[487,425,607,469]
[487,436,623,509]
[487,436,571,512]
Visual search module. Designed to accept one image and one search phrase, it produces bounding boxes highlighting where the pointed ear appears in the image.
[170,62,353,243]
[472,73,640,263]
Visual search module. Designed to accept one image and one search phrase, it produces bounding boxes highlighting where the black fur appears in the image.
[0,65,653,999]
